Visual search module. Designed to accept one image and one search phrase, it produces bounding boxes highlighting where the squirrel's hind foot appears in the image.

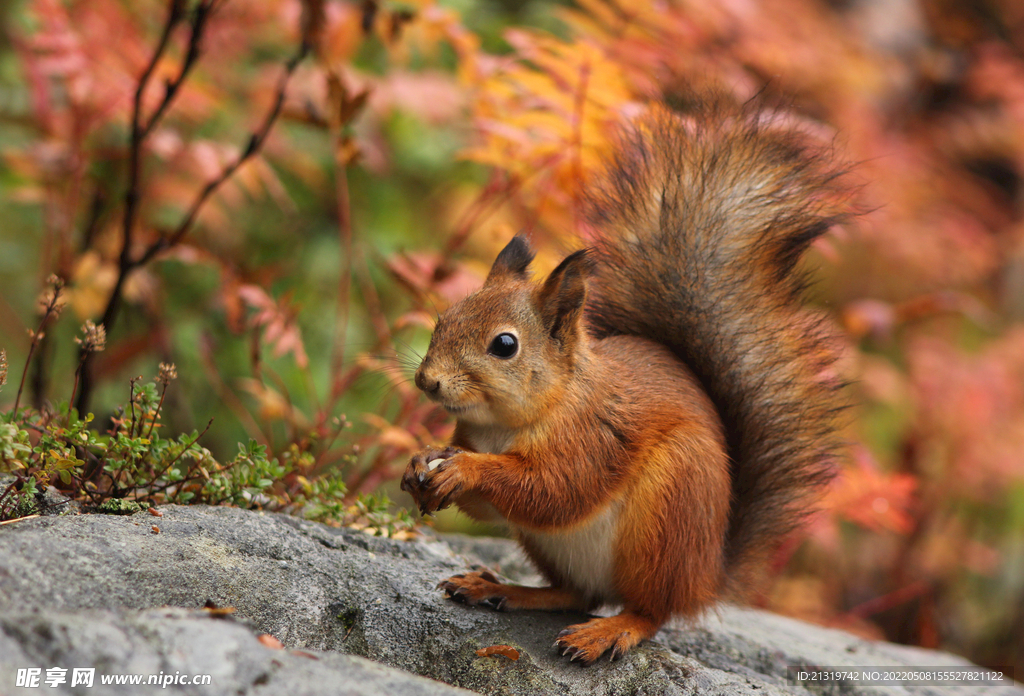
[554,612,659,666]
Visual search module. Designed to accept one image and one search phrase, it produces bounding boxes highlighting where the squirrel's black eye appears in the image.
[487,333,518,359]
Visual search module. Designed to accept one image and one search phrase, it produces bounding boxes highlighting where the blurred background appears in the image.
[1,0,1023,676]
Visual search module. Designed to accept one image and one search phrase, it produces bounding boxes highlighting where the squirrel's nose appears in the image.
[415,366,441,395]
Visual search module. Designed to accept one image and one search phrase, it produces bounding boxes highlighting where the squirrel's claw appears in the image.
[479,595,508,611]
[402,446,466,515]
[435,483,463,512]
[554,615,653,666]
[437,570,511,612]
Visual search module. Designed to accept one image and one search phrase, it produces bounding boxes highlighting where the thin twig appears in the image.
[0,515,40,526]
[28,331,50,409]
[140,418,214,500]
[68,440,103,492]
[145,382,169,442]
[138,40,311,265]
[105,375,144,495]
[154,417,213,484]
[139,2,212,140]
[78,479,104,506]
[329,155,354,407]
[67,364,82,418]
[128,376,140,439]
[14,282,63,413]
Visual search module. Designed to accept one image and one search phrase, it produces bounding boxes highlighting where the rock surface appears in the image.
[0,505,1018,695]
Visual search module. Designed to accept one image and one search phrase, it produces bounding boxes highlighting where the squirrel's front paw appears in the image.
[438,570,510,611]
[400,446,465,516]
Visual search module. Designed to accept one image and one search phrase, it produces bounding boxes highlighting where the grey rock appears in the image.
[0,505,1018,695]
[0,607,474,695]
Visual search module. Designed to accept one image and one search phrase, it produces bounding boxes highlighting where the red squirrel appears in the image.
[400,100,848,665]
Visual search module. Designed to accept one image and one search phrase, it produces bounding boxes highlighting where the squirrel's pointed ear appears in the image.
[485,234,535,285]
[536,249,593,349]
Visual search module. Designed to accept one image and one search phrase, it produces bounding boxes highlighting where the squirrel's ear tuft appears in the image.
[485,234,535,285]
[536,249,593,350]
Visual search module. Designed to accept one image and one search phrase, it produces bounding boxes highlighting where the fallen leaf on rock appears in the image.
[258,634,284,649]
[476,645,519,660]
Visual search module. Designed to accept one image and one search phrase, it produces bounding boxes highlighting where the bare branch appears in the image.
[76,0,189,414]
[76,4,310,414]
[139,1,214,140]
[137,39,312,265]
[124,0,189,272]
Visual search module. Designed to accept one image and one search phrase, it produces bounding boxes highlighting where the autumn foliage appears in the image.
[1,0,1023,677]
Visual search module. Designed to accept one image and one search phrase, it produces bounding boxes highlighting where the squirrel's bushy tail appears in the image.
[585,99,849,594]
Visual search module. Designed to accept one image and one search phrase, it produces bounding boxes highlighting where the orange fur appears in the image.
[400,99,848,664]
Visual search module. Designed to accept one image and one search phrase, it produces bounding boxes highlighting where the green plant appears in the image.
[0,337,412,538]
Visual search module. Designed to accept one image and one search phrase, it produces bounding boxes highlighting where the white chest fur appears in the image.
[462,425,514,456]
[513,501,622,603]
[461,423,621,602]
